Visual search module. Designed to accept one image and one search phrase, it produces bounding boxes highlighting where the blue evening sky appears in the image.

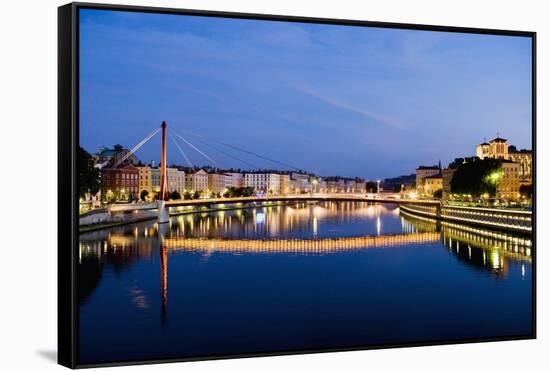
[79,9,532,179]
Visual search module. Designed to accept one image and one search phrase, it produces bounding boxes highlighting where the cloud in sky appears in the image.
[293,83,406,130]
[79,9,532,179]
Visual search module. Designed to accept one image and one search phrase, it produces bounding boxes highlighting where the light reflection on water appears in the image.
[78,201,533,364]
[166,201,402,239]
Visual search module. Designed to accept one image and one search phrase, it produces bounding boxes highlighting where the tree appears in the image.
[169,191,181,200]
[78,146,100,198]
[366,181,377,193]
[520,184,533,199]
[224,186,254,198]
[193,191,201,199]
[433,189,443,199]
[242,187,254,197]
[140,190,149,202]
[224,187,236,198]
[183,191,193,200]
[450,159,503,198]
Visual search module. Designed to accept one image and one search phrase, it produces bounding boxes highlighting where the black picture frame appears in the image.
[58,2,537,368]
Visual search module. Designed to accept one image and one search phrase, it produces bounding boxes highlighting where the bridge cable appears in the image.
[180,134,261,170]
[172,127,302,171]
[172,131,218,166]
[169,133,194,168]
[113,127,161,168]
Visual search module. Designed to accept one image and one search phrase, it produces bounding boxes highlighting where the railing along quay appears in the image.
[399,203,532,234]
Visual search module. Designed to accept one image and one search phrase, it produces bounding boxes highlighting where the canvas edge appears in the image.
[58,2,537,368]
[58,3,79,369]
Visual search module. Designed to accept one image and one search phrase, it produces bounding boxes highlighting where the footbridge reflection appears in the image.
[159,232,440,254]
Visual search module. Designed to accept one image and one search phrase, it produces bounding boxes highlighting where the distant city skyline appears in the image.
[79,9,532,179]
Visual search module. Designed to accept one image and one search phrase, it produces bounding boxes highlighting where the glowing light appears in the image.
[407,191,418,199]
[313,216,318,236]
[492,251,501,269]
[485,170,503,186]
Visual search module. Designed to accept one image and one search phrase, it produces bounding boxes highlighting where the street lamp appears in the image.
[376,179,381,195]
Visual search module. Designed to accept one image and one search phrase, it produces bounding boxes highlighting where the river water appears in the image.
[78,201,533,364]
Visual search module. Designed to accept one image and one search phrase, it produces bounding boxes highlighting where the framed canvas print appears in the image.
[58,2,536,368]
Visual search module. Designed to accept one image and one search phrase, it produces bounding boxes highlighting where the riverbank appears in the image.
[399,203,532,235]
[79,216,158,233]
[79,197,532,235]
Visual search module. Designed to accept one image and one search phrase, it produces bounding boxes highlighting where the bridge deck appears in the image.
[164,195,440,208]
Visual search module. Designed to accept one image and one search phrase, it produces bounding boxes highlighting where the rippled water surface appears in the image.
[78,201,533,364]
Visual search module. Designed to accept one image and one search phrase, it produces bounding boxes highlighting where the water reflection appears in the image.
[78,201,532,362]
[169,201,400,239]
[80,202,531,304]
[400,210,531,276]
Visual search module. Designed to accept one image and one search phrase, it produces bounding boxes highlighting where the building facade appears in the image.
[442,167,457,200]
[317,179,328,193]
[186,169,209,193]
[208,173,230,194]
[290,173,311,193]
[101,164,139,201]
[137,165,153,196]
[477,137,509,160]
[475,137,532,187]
[280,174,291,195]
[416,165,441,195]
[326,179,345,193]
[476,142,490,159]
[344,180,356,193]
[355,180,366,193]
[245,172,281,194]
[508,147,533,185]
[137,165,182,198]
[422,175,443,197]
[97,145,139,167]
[488,137,509,159]
[167,168,186,194]
[226,172,245,188]
[497,161,521,200]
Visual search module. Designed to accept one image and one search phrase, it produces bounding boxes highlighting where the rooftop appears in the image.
[98,149,119,157]
[424,174,443,179]
[417,165,440,170]
[509,147,532,154]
